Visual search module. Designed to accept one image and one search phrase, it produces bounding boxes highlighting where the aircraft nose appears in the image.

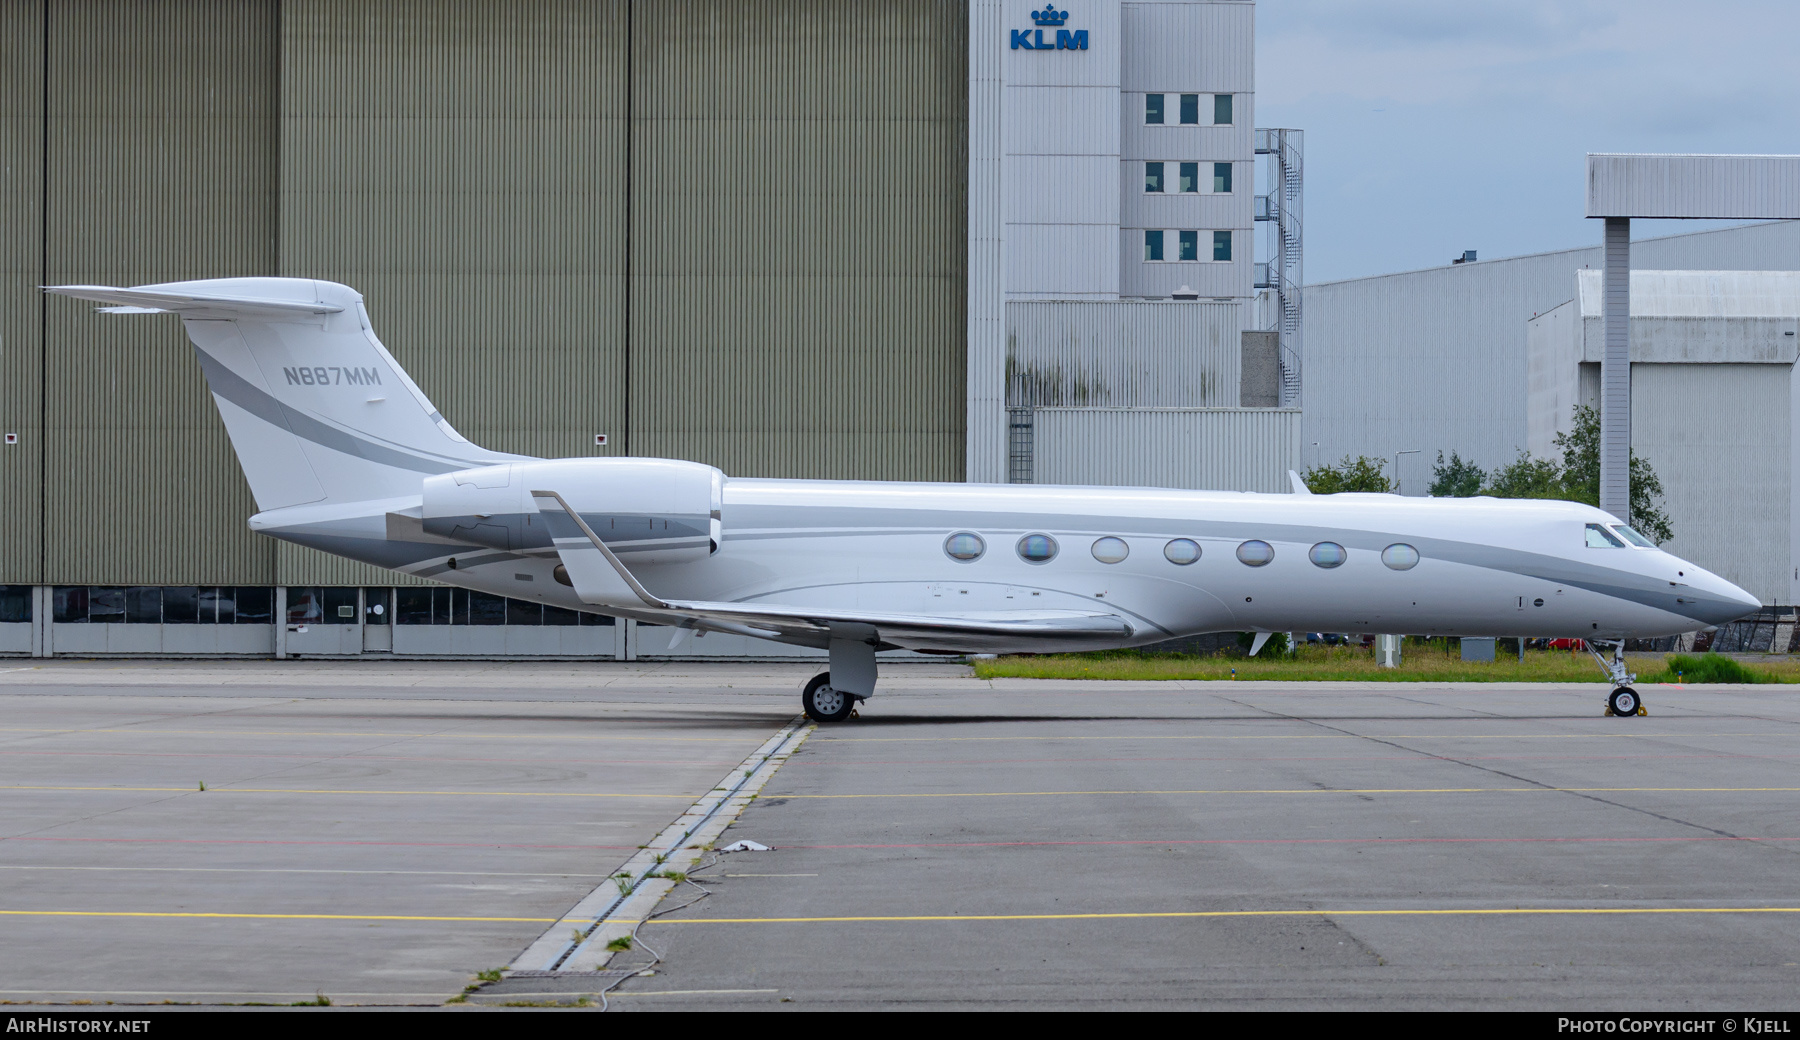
[1686,574,1761,627]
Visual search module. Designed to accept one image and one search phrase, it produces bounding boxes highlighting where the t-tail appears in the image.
[44,277,522,511]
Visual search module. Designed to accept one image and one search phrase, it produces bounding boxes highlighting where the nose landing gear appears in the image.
[1606,686,1645,717]
[1588,640,1648,717]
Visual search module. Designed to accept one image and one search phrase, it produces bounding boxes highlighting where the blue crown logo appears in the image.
[1030,4,1070,27]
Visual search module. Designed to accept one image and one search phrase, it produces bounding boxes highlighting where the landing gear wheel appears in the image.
[802,671,855,723]
[1608,686,1640,718]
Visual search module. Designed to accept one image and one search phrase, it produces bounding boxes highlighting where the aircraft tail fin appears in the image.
[45,278,522,511]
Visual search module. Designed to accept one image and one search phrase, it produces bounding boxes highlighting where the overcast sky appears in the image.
[1254,0,1800,284]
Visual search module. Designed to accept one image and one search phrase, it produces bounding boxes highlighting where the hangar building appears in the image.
[1,0,1278,659]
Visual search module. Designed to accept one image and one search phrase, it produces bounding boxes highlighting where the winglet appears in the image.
[531,489,671,610]
[1289,470,1311,495]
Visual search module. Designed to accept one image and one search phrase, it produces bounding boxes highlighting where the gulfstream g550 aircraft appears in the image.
[47,278,1758,721]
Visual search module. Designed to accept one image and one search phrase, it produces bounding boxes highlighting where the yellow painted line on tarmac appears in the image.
[660,906,1800,925]
[771,786,1800,799]
[0,784,696,799]
[0,909,558,923]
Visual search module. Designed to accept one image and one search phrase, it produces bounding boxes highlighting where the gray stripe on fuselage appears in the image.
[722,504,1739,625]
[193,346,479,476]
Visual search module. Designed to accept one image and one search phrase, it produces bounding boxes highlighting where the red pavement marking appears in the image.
[783,836,1800,850]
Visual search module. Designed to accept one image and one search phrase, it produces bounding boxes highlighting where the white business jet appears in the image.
[46,278,1758,721]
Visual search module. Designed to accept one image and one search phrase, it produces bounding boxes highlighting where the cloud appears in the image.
[1254,0,1800,280]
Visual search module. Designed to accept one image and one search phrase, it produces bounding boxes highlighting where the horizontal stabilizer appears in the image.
[45,283,344,320]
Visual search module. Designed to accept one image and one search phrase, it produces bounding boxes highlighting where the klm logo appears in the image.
[1011,4,1087,50]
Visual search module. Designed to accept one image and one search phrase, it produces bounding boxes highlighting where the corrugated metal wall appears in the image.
[965,0,1007,482]
[1302,220,1800,481]
[1006,300,1240,407]
[277,0,628,585]
[627,0,967,481]
[1588,154,1800,221]
[1031,407,1299,492]
[41,0,277,584]
[0,0,44,583]
[6,0,971,588]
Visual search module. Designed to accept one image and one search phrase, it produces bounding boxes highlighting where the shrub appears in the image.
[1654,652,1762,685]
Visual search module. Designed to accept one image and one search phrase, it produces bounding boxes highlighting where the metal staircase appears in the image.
[1254,129,1303,409]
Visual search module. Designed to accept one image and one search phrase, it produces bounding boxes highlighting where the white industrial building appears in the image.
[971,0,1301,494]
[1528,271,1800,603]
[1304,220,1800,607]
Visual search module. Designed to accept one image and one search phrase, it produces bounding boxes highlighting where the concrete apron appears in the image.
[509,715,814,976]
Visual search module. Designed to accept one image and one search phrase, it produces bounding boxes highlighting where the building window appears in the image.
[1178,230,1198,261]
[1178,162,1198,193]
[46,586,272,624]
[1213,230,1232,261]
[1144,162,1164,193]
[1145,93,1164,124]
[1179,93,1200,124]
[0,585,30,624]
[1144,229,1164,262]
[1213,162,1232,193]
[1214,93,1233,125]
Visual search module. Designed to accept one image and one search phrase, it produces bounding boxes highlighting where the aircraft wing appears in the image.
[530,489,1132,653]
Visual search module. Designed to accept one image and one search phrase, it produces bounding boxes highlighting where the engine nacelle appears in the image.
[420,457,723,564]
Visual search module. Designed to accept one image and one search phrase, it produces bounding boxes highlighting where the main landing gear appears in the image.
[802,638,878,723]
[802,672,857,723]
[1588,640,1648,718]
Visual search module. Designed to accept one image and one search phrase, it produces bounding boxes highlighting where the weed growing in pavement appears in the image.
[605,936,632,952]
[292,992,330,1006]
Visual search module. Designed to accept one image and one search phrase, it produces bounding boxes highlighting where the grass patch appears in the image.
[973,644,1800,684]
[1638,653,1770,685]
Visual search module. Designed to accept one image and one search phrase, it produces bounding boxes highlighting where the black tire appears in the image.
[1608,686,1640,718]
[802,671,854,723]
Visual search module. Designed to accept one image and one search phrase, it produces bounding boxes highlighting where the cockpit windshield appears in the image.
[1585,523,1626,548]
[1611,524,1656,548]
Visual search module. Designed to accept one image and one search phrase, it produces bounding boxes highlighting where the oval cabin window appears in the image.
[1016,533,1058,564]
[1163,538,1201,565]
[944,532,985,562]
[1309,542,1347,568]
[1091,537,1129,564]
[1381,543,1420,570]
[1236,540,1274,567]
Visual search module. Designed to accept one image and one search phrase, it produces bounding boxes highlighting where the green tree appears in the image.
[1429,451,1486,497]
[1483,451,1567,499]
[1464,406,1673,543]
[1303,455,1391,494]
[1551,405,1672,543]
